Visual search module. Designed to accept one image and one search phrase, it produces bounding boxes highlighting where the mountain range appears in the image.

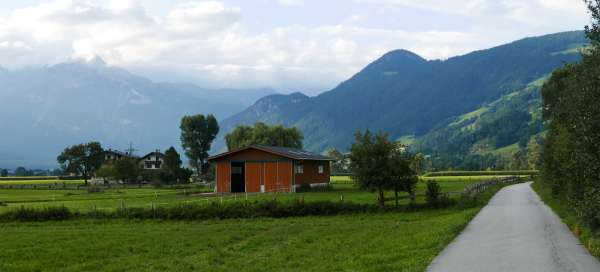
[0,59,274,168]
[0,31,589,170]
[216,31,588,168]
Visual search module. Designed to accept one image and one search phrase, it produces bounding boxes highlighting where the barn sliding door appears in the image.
[263,161,292,193]
[245,162,263,193]
[216,162,230,193]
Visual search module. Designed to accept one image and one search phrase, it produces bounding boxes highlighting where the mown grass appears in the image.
[0,208,481,272]
[531,181,600,258]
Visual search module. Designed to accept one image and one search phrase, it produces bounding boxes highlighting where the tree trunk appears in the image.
[83,169,88,185]
[394,188,399,207]
[378,188,385,207]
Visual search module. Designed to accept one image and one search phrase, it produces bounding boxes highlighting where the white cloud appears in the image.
[0,0,590,94]
[277,0,305,7]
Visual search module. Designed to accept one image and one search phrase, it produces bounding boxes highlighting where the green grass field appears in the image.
[0,174,509,271]
[0,176,485,214]
[0,208,480,272]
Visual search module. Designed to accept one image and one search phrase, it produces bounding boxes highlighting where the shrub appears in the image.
[296,183,312,192]
[87,185,104,193]
[1,206,72,221]
[426,180,441,206]
[296,183,333,193]
[0,201,6,207]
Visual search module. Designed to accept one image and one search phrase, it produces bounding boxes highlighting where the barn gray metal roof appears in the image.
[208,145,334,161]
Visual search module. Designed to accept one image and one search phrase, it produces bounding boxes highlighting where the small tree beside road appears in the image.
[349,130,418,207]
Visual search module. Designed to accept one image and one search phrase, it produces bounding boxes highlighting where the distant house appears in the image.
[104,149,138,163]
[139,150,164,170]
[207,145,334,193]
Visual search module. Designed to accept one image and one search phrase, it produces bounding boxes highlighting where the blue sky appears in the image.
[0,0,589,94]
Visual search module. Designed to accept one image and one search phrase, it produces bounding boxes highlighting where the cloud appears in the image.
[0,0,590,94]
[277,0,305,7]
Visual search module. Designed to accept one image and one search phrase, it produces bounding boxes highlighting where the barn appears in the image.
[207,145,334,193]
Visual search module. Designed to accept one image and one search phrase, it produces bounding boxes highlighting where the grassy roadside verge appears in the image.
[531,181,600,258]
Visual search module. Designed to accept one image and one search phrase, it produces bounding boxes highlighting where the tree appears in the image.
[163,147,182,175]
[0,169,7,177]
[388,145,419,206]
[163,146,189,184]
[57,142,104,185]
[325,148,348,174]
[96,164,116,184]
[114,158,139,184]
[539,0,600,232]
[50,168,63,176]
[411,153,425,176]
[225,122,303,150]
[180,114,219,176]
[348,130,395,207]
[15,167,28,177]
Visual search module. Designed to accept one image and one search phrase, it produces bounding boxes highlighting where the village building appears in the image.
[104,149,137,163]
[207,145,334,193]
[139,150,165,170]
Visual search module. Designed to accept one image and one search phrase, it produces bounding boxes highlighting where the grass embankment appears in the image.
[531,181,600,258]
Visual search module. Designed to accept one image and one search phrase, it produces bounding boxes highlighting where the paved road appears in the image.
[427,182,600,272]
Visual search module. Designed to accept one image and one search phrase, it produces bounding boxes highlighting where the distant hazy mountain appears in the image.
[0,59,275,168]
[217,31,587,158]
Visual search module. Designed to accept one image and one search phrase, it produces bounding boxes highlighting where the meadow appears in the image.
[0,208,481,272]
[0,174,515,271]
[0,176,499,214]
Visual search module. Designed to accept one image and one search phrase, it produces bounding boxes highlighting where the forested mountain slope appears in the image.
[218,31,587,159]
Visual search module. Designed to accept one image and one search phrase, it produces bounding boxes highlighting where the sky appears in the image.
[0,0,590,95]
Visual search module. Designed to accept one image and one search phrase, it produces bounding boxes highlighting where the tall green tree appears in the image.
[0,169,7,177]
[114,158,139,184]
[348,130,395,207]
[180,114,219,176]
[388,144,418,206]
[57,142,104,185]
[163,147,182,175]
[225,122,303,150]
[540,0,600,232]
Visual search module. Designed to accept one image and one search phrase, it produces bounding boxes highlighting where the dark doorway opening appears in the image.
[231,162,245,193]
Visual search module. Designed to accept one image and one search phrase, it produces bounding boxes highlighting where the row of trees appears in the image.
[225,122,303,150]
[348,130,418,207]
[0,168,63,177]
[540,0,600,232]
[95,147,192,185]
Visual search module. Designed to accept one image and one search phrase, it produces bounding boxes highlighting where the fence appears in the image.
[462,176,524,197]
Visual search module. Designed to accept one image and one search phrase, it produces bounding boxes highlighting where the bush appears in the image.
[0,201,6,207]
[296,183,333,193]
[296,183,312,192]
[426,180,441,206]
[0,206,72,221]
[87,185,104,193]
